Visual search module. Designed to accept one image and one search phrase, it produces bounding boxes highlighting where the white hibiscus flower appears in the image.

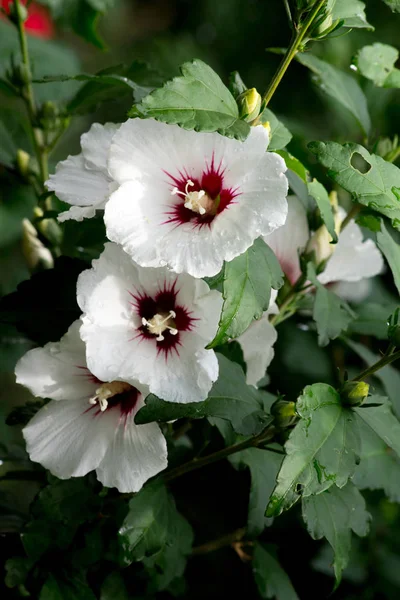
[15,321,167,493]
[77,243,223,404]
[238,195,383,385]
[104,118,288,278]
[46,122,119,223]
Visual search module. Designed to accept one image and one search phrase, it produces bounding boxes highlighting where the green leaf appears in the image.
[331,0,373,29]
[118,481,193,589]
[0,110,32,170]
[356,43,400,88]
[261,108,292,151]
[353,416,400,502]
[381,0,400,12]
[100,573,129,600]
[296,53,371,135]
[39,571,96,600]
[302,483,370,585]
[275,150,311,210]
[129,59,250,140]
[307,263,354,347]
[230,448,283,536]
[307,179,337,243]
[354,395,400,459]
[308,141,400,229]
[346,340,400,417]
[376,221,400,296]
[228,71,247,97]
[5,557,34,588]
[347,302,394,339]
[253,543,299,600]
[267,383,360,517]
[0,176,36,248]
[209,239,284,348]
[135,354,270,436]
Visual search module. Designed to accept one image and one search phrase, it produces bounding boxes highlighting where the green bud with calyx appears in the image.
[16,149,31,179]
[34,207,63,247]
[341,381,370,407]
[388,307,400,346]
[306,191,340,266]
[271,399,298,428]
[237,88,262,123]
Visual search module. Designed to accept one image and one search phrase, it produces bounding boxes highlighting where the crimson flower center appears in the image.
[141,310,178,342]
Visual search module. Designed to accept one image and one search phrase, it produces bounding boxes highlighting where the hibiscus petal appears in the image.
[81,122,119,173]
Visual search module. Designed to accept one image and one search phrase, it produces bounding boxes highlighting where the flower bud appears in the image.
[237,88,262,123]
[271,399,297,428]
[341,381,370,407]
[16,149,31,179]
[22,219,53,271]
[306,191,341,265]
[34,207,63,247]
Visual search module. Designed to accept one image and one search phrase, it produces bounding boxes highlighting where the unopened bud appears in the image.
[306,191,341,265]
[237,88,262,123]
[22,219,53,271]
[341,381,370,407]
[271,399,297,428]
[34,207,63,247]
[16,149,31,178]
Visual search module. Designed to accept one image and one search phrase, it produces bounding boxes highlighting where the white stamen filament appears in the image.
[89,381,131,411]
[171,179,211,216]
[142,310,178,341]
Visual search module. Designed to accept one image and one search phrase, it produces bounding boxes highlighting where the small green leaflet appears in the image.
[261,108,292,151]
[118,481,193,572]
[308,141,400,229]
[266,384,360,517]
[302,483,370,586]
[345,340,400,417]
[209,239,284,348]
[354,395,400,459]
[253,543,299,600]
[230,448,283,536]
[296,53,371,136]
[353,416,400,503]
[129,59,250,141]
[307,263,354,347]
[331,0,373,29]
[135,354,270,436]
[355,43,400,88]
[376,221,400,296]
[307,179,337,243]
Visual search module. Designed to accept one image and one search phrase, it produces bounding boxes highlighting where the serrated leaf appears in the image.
[354,395,400,458]
[346,340,400,417]
[118,481,193,589]
[261,108,292,151]
[307,179,337,243]
[307,263,354,347]
[230,448,283,536]
[376,221,400,296]
[331,0,373,29]
[253,543,299,600]
[297,53,371,135]
[308,141,400,228]
[356,43,400,88]
[353,416,400,502]
[302,483,370,585]
[135,354,270,436]
[209,239,284,348]
[129,59,250,140]
[266,383,360,517]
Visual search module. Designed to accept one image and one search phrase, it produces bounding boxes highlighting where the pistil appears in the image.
[142,310,178,341]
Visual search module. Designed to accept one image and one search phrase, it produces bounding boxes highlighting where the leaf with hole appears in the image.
[309,141,400,229]
[266,383,361,517]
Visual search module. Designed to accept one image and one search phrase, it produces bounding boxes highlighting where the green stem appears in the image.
[257,0,326,112]
[340,203,361,232]
[14,0,49,191]
[163,424,276,483]
[191,527,247,556]
[351,349,400,382]
[270,272,307,326]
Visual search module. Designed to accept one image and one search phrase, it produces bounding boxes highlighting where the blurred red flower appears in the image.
[1,0,54,38]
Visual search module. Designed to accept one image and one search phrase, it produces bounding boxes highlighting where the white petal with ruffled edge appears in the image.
[15,321,97,401]
[78,243,223,403]
[318,215,384,284]
[263,195,309,284]
[46,122,119,222]
[105,119,288,278]
[237,290,279,386]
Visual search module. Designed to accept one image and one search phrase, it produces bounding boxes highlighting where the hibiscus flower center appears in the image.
[89,380,132,412]
[141,310,178,341]
[171,180,215,216]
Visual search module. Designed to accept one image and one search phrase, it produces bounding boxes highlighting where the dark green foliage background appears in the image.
[1,1,400,599]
